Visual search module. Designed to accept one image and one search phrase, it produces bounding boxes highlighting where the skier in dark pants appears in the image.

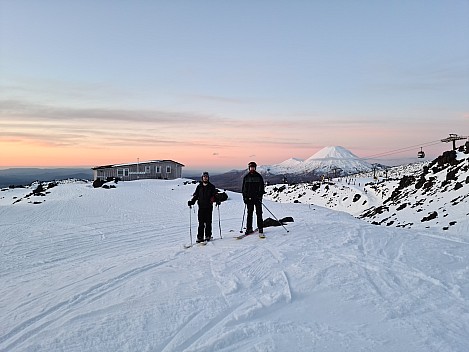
[188,172,218,242]
[242,161,265,234]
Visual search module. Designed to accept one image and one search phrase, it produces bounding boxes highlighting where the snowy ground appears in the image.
[264,154,468,234]
[1,179,469,351]
[263,162,430,217]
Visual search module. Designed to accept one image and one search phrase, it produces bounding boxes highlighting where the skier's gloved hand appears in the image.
[188,200,195,207]
[216,200,221,206]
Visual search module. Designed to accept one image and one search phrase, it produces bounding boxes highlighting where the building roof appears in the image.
[92,160,185,170]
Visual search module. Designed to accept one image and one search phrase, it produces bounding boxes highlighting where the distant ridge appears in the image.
[0,168,93,188]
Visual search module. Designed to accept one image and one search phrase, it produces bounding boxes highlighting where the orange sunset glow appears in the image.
[1,1,467,171]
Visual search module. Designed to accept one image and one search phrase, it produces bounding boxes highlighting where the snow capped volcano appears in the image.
[260,146,372,176]
[302,146,373,174]
[305,145,360,160]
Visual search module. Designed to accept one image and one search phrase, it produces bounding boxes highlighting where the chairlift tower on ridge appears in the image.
[441,134,468,150]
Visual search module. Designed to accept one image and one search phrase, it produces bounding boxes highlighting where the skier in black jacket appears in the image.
[242,161,265,234]
[188,172,218,242]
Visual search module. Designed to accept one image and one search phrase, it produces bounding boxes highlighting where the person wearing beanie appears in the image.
[242,161,265,234]
[188,172,219,242]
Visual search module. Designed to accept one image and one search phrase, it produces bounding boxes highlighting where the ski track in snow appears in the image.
[1,179,469,351]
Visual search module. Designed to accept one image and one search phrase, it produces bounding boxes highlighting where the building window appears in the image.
[124,168,129,177]
[117,169,124,177]
[145,166,150,173]
[156,166,161,173]
[166,166,171,173]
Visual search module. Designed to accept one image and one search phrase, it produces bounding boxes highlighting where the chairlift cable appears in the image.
[360,140,442,160]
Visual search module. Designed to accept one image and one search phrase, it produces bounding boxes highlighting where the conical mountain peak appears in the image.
[262,146,372,176]
[305,146,361,161]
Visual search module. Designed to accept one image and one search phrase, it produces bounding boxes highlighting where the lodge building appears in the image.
[92,160,184,181]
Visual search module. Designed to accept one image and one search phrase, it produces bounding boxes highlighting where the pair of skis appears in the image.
[235,228,265,240]
[183,238,215,249]
[184,229,266,248]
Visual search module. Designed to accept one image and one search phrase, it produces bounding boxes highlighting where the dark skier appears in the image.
[242,161,264,235]
[188,172,218,242]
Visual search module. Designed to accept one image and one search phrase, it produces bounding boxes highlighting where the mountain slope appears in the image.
[264,149,469,234]
[261,146,373,176]
[0,168,93,188]
[359,149,469,232]
[302,145,373,174]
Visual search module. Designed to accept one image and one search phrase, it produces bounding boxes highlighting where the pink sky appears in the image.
[1,109,466,171]
[1,1,468,171]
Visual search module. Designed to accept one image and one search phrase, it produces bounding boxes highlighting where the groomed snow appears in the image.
[1,179,468,351]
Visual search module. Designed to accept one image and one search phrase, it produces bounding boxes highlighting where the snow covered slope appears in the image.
[302,145,373,174]
[265,150,469,234]
[264,161,429,217]
[262,157,304,174]
[260,146,373,176]
[359,150,469,232]
[1,179,469,351]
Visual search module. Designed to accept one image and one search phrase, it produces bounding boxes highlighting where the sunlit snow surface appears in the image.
[1,179,468,351]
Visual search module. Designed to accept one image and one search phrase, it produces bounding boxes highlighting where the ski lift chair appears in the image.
[418,147,425,158]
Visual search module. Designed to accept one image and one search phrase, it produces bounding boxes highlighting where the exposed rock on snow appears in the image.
[265,149,469,234]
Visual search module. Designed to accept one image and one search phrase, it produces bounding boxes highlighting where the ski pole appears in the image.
[261,202,289,233]
[217,205,222,239]
[240,203,247,233]
[189,206,193,246]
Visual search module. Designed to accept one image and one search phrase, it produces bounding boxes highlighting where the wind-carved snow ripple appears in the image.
[210,246,292,323]
[325,222,469,325]
[0,258,173,352]
[160,245,295,351]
